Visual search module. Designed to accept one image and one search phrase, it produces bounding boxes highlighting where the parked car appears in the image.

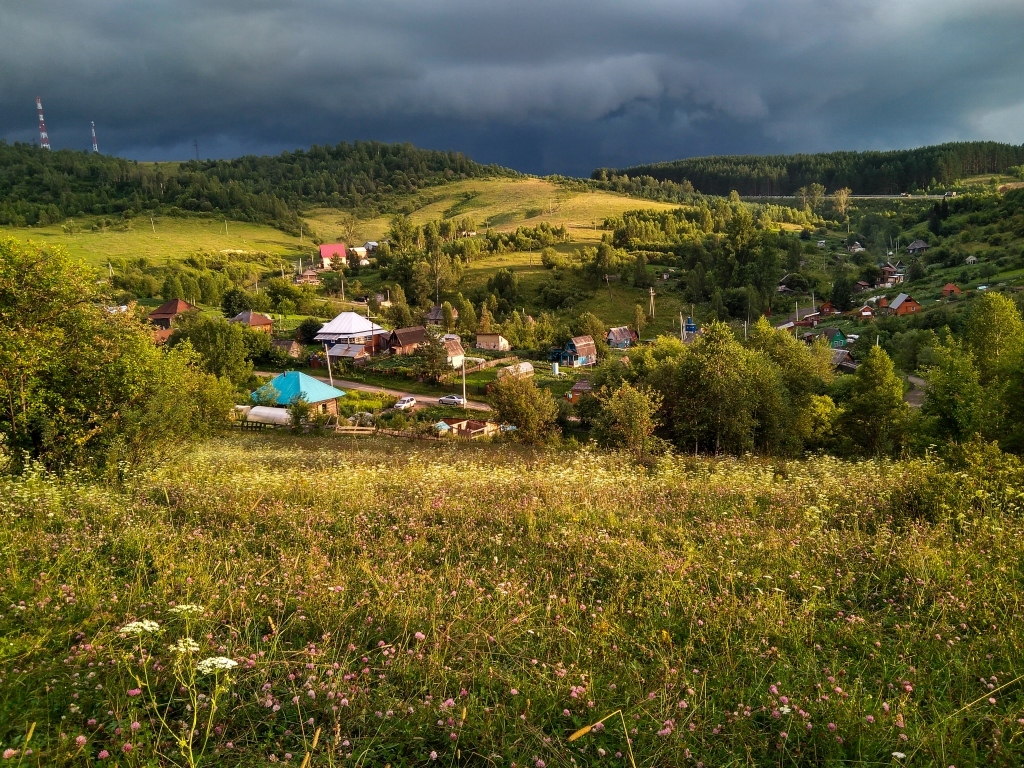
[438,395,466,406]
[394,396,417,410]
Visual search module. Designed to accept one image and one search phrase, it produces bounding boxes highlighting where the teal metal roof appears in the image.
[253,371,346,405]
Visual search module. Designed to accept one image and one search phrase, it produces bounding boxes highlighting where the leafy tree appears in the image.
[489,375,559,444]
[832,187,852,217]
[830,276,854,311]
[441,301,456,332]
[478,304,494,334]
[0,238,233,470]
[162,272,184,301]
[455,293,477,334]
[634,304,647,337]
[169,313,253,387]
[964,292,1024,383]
[594,382,663,461]
[907,259,926,282]
[417,327,450,383]
[921,338,982,443]
[632,253,653,288]
[386,303,414,329]
[838,346,908,456]
[296,317,322,344]
[487,268,521,312]
[808,182,826,211]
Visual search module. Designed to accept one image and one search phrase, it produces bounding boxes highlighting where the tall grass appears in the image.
[2,437,1023,766]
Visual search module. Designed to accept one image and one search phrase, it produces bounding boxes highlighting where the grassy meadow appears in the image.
[0,217,311,268]
[303,178,681,246]
[3,435,1024,766]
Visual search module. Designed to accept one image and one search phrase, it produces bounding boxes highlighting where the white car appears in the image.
[394,396,417,411]
[438,395,466,406]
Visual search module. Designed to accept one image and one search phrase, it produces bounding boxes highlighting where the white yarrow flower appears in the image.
[892,752,906,760]
[169,604,204,616]
[171,638,201,654]
[119,620,161,635]
[197,657,238,675]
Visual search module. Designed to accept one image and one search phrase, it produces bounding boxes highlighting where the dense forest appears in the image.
[595,142,1024,196]
[0,141,511,231]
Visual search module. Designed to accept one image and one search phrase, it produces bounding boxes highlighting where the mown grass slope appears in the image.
[0,217,310,268]
[304,177,681,245]
[3,435,1023,766]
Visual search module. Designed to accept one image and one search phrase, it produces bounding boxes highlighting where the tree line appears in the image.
[596,142,1024,196]
[0,141,511,231]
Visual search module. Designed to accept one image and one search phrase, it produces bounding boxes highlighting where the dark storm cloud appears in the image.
[2,0,1023,175]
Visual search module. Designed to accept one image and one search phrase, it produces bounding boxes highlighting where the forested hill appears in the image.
[594,142,1024,196]
[0,141,514,231]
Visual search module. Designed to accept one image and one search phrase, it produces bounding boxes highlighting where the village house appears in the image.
[942,283,962,297]
[475,333,510,351]
[426,304,458,327]
[886,293,922,316]
[855,304,874,318]
[444,338,466,369]
[906,239,930,255]
[557,335,598,368]
[818,301,837,315]
[814,327,847,348]
[350,246,368,261]
[229,309,274,333]
[319,243,346,270]
[315,312,389,352]
[566,379,593,403]
[253,371,346,416]
[387,326,427,356]
[854,280,871,293]
[879,262,905,288]
[606,326,638,349]
[966,255,978,265]
[272,338,303,359]
[363,241,379,253]
[148,298,197,330]
[831,348,860,373]
[327,343,371,366]
[848,242,866,254]
[296,269,320,286]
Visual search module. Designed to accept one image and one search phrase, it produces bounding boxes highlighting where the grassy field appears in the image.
[303,178,681,246]
[0,217,311,268]
[3,435,1024,766]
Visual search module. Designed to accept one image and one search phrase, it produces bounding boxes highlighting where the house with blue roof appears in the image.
[253,371,346,415]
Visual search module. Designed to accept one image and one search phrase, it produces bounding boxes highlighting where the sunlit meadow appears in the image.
[2,435,1024,766]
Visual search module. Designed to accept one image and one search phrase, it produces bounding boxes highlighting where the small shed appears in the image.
[906,239,930,255]
[426,304,458,327]
[444,338,466,369]
[253,371,346,415]
[388,326,427,356]
[942,283,962,297]
[438,418,499,439]
[966,255,978,265]
[857,304,874,318]
[327,343,371,365]
[606,326,638,349]
[296,269,321,285]
[272,338,303,358]
[559,335,597,367]
[148,298,197,329]
[475,333,510,351]
[566,379,593,404]
[889,293,922,316]
[230,309,274,333]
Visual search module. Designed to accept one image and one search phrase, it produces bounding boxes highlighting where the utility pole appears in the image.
[649,286,655,318]
[462,358,467,413]
[324,343,334,387]
[679,311,684,341]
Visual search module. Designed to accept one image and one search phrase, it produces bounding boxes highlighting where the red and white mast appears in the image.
[91,121,99,153]
[36,97,51,149]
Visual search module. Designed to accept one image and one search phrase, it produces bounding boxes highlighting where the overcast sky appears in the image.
[2,0,1023,176]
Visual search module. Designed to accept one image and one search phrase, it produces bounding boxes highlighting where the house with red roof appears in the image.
[319,243,347,270]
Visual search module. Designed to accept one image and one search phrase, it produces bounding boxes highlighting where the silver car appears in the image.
[394,396,417,410]
[438,395,466,406]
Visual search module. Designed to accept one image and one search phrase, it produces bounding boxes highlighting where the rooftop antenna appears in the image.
[91,121,99,153]
[36,98,51,149]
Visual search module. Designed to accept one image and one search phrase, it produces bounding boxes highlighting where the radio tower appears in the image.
[91,121,99,153]
[36,97,51,150]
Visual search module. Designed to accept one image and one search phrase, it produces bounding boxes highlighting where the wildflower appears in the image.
[892,752,906,760]
[75,736,87,747]
[119,620,160,635]
[98,750,110,760]
[130,722,140,732]
[196,656,238,675]
[169,604,204,615]
[510,689,518,695]
[170,638,201,654]
[2,749,17,760]
[865,715,875,724]
[780,732,788,739]
[535,761,546,768]
[127,688,142,697]
[122,744,133,754]
[414,632,426,641]
[430,752,438,761]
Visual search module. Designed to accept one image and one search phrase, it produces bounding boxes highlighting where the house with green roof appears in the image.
[253,371,346,415]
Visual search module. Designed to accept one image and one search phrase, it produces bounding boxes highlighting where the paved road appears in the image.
[741,194,948,200]
[255,371,491,412]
